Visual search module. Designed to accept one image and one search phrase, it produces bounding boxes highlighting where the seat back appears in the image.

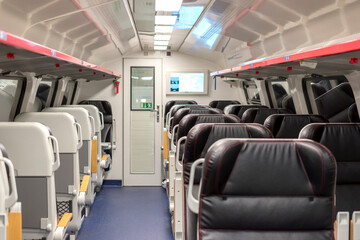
[242,108,291,124]
[183,123,273,240]
[299,123,360,215]
[225,104,268,118]
[198,139,335,240]
[176,114,241,143]
[164,100,197,123]
[183,123,273,184]
[167,105,208,131]
[171,108,223,132]
[15,112,79,194]
[0,123,58,236]
[43,107,97,205]
[208,100,240,110]
[43,107,94,174]
[264,114,328,138]
[315,82,354,122]
[0,144,19,240]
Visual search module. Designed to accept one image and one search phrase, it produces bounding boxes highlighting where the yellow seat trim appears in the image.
[7,212,22,240]
[163,130,168,159]
[57,213,72,227]
[101,155,108,161]
[91,139,98,173]
[80,175,90,192]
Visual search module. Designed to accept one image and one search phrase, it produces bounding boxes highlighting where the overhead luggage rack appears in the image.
[211,38,360,78]
[0,30,121,80]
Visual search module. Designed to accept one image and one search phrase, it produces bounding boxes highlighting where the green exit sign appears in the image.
[140,102,153,109]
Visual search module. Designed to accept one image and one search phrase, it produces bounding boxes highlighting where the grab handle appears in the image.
[49,135,61,171]
[99,112,104,130]
[75,122,83,149]
[89,116,96,136]
[1,157,18,208]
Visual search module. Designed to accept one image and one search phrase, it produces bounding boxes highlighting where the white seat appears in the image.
[15,112,90,235]
[0,122,71,240]
[0,144,21,240]
[66,105,110,188]
[42,107,96,212]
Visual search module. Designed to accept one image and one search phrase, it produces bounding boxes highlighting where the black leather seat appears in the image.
[174,114,241,162]
[164,100,197,124]
[226,105,268,119]
[170,108,223,134]
[264,114,328,138]
[208,100,240,110]
[299,123,360,215]
[315,82,355,122]
[281,95,296,113]
[194,138,336,240]
[242,108,291,124]
[348,103,359,122]
[183,123,273,240]
[168,105,209,130]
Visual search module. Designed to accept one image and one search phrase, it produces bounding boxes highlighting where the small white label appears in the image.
[300,61,317,69]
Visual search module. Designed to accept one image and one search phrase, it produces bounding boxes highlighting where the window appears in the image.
[243,81,260,104]
[266,79,290,108]
[302,75,348,114]
[0,79,19,121]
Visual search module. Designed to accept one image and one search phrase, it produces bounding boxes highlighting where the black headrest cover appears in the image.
[242,108,291,124]
[264,114,328,138]
[177,114,240,141]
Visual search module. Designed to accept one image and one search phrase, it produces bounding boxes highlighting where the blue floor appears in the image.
[76,186,174,240]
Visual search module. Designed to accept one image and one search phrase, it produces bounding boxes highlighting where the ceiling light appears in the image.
[155,26,173,33]
[141,77,153,80]
[156,0,183,12]
[154,41,169,46]
[154,35,171,41]
[154,46,168,51]
[155,16,177,25]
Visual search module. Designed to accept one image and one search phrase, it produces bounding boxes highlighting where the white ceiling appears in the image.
[0,0,359,70]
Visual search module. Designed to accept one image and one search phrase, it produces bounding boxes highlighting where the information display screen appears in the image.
[168,72,207,94]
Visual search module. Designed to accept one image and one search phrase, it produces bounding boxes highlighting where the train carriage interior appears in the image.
[2,0,360,240]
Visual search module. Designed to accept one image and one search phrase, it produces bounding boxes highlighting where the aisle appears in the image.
[76,186,174,240]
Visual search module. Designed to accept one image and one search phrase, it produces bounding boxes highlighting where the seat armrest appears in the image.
[54,213,72,240]
[80,175,90,193]
[188,158,204,214]
[7,202,22,240]
[57,213,72,228]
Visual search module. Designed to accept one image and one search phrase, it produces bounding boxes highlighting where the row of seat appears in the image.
[163,100,360,240]
[0,101,115,240]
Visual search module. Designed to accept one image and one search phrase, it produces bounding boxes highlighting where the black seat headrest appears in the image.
[182,123,273,184]
[164,100,197,123]
[227,105,268,118]
[281,95,296,113]
[299,123,360,214]
[264,114,328,138]
[209,100,240,110]
[348,103,359,122]
[242,108,291,124]
[171,108,223,131]
[198,138,335,239]
[176,114,240,142]
[299,123,360,184]
[315,82,354,122]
